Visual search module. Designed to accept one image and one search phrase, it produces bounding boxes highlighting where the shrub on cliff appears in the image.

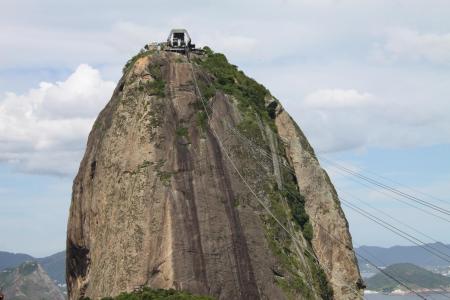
[82,287,214,300]
[196,48,269,118]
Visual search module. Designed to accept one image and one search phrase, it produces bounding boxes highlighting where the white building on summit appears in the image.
[167,29,193,48]
[165,29,203,54]
[144,29,203,55]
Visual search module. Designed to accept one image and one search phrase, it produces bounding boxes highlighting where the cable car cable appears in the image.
[341,200,450,264]
[327,166,450,224]
[316,223,428,300]
[320,158,450,217]
[188,61,364,299]
[227,122,450,225]
[338,188,450,252]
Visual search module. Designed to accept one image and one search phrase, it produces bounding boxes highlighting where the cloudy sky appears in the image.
[1,0,449,257]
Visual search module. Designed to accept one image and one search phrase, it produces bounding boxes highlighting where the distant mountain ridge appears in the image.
[0,261,65,300]
[0,251,34,270]
[0,250,65,284]
[36,251,66,285]
[356,243,450,267]
[4,242,448,288]
[365,263,450,292]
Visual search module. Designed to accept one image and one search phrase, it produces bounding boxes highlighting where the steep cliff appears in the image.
[67,47,362,299]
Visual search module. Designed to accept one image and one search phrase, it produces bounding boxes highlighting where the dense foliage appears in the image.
[82,288,214,300]
[195,47,270,122]
[146,62,166,97]
[123,50,166,98]
[307,253,335,300]
[281,182,312,240]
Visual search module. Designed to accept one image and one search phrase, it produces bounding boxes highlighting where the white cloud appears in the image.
[383,29,450,64]
[0,23,166,73]
[1,0,450,253]
[291,84,450,153]
[0,64,115,175]
[303,89,373,109]
[207,35,258,56]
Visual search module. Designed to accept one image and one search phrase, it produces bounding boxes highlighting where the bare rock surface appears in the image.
[67,50,362,299]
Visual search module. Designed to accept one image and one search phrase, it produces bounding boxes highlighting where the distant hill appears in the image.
[0,261,65,300]
[365,263,450,292]
[0,251,33,270]
[0,250,65,284]
[356,243,450,267]
[36,251,66,284]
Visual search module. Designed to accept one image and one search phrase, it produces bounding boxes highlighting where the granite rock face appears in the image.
[67,49,362,299]
[274,110,363,299]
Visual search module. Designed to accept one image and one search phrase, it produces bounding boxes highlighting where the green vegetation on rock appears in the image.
[196,111,208,130]
[281,181,313,242]
[147,62,166,97]
[366,263,450,293]
[192,47,335,298]
[123,50,151,74]
[264,180,333,299]
[17,260,38,276]
[306,253,334,300]
[82,287,214,300]
[154,159,172,187]
[123,50,166,98]
[175,127,188,137]
[262,181,314,299]
[195,47,271,124]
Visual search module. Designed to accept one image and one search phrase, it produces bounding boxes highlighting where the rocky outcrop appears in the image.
[67,48,362,299]
[274,108,363,299]
[0,261,66,300]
